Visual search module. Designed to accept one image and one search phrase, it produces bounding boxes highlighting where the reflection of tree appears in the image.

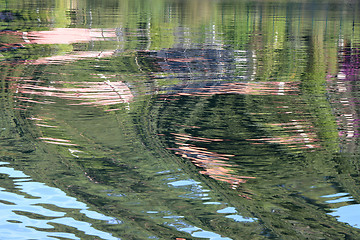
[327,45,360,152]
[139,49,251,82]
[3,0,360,239]
[146,82,360,238]
[2,61,213,240]
[157,79,320,152]
[0,31,24,52]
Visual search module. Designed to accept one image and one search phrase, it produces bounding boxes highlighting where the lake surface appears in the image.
[1,0,360,239]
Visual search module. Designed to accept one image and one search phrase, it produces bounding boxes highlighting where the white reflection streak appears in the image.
[166,178,255,239]
[0,162,120,240]
[329,204,360,228]
[17,80,134,108]
[321,192,360,229]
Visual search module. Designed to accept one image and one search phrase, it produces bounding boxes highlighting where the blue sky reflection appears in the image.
[0,162,120,240]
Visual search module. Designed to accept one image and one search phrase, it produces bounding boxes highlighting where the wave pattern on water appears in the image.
[0,162,120,240]
[2,0,360,239]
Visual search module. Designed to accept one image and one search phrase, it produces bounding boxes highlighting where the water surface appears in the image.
[1,0,360,239]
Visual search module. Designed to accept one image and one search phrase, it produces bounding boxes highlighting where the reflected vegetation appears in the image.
[1,0,360,239]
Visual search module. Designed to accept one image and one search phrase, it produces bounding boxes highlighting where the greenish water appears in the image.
[1,0,360,239]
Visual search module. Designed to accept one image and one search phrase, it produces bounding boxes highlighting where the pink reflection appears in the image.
[163,81,298,97]
[2,28,133,112]
[42,141,78,146]
[1,28,117,52]
[168,133,255,191]
[23,28,117,45]
[1,28,117,65]
[327,46,360,145]
[246,121,319,149]
[28,51,114,65]
[17,80,133,107]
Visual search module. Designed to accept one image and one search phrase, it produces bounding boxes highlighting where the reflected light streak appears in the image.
[167,133,255,190]
[27,51,115,65]
[247,121,320,149]
[23,28,117,45]
[165,81,298,97]
[16,80,133,108]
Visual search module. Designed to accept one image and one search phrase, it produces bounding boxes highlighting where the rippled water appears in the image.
[2,0,360,239]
